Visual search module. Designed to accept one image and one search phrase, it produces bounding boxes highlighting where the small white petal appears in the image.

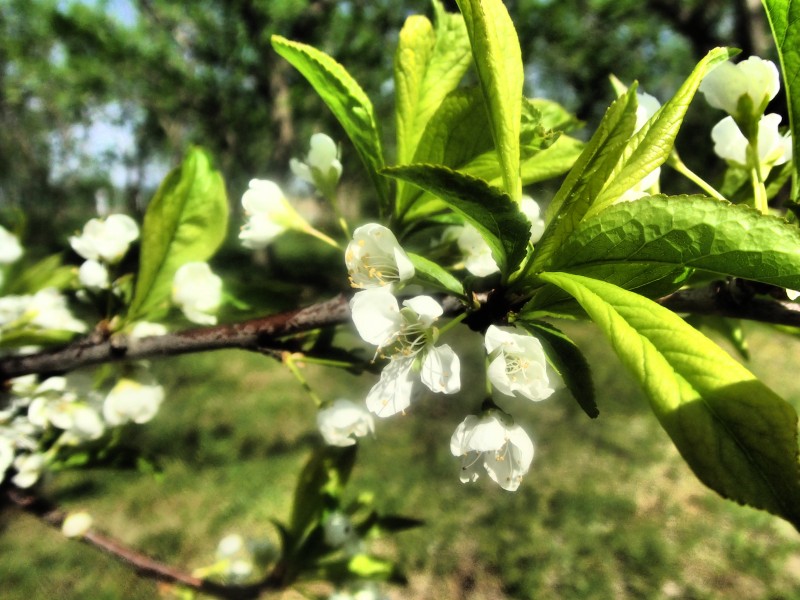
[172,262,222,325]
[420,344,461,394]
[365,357,416,417]
[62,511,93,538]
[350,288,401,347]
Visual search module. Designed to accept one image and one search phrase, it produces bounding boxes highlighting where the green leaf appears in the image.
[762,0,800,199]
[383,164,530,276]
[289,445,357,540]
[272,35,389,213]
[394,2,471,168]
[591,47,737,213]
[3,254,73,295]
[397,87,493,219]
[518,320,598,418]
[540,271,800,529]
[545,194,800,290]
[529,87,639,273]
[407,252,465,297]
[128,148,228,322]
[455,0,523,200]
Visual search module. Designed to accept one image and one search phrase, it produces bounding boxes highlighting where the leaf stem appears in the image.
[283,351,324,407]
[669,155,728,202]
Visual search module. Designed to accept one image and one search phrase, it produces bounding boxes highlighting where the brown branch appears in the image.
[0,294,352,380]
[658,280,800,327]
[4,487,281,599]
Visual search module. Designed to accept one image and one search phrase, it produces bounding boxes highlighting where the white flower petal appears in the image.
[350,288,401,347]
[172,262,222,325]
[346,224,414,289]
[420,344,461,394]
[365,357,416,417]
[317,399,375,447]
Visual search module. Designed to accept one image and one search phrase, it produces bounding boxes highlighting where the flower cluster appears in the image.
[171,261,223,325]
[700,56,792,177]
[452,195,546,276]
[0,369,164,489]
[70,213,139,290]
[0,287,87,339]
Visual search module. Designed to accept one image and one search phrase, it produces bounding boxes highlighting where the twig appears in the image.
[0,295,352,380]
[4,487,280,599]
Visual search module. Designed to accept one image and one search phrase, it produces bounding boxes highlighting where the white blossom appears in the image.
[699,56,780,121]
[215,534,254,582]
[11,452,45,488]
[450,412,534,491]
[0,225,23,264]
[350,288,460,417]
[129,321,168,339]
[520,195,545,244]
[239,179,307,249]
[78,259,110,289]
[69,214,139,264]
[345,224,414,289]
[485,325,554,402]
[455,224,499,277]
[317,399,375,447]
[172,261,222,325]
[27,376,105,442]
[711,113,792,174]
[290,133,342,192]
[0,435,14,479]
[62,511,93,538]
[103,376,165,426]
[28,288,87,332]
[787,289,800,301]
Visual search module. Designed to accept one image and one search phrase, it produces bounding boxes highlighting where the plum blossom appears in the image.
[450,412,534,491]
[290,133,342,194]
[0,288,87,334]
[323,511,358,549]
[485,325,554,401]
[129,321,168,339]
[350,288,460,417]
[69,214,139,264]
[0,435,13,479]
[27,376,105,442]
[172,261,222,325]
[520,195,545,244]
[78,259,110,290]
[239,179,308,248]
[699,56,780,122]
[455,224,499,277]
[787,289,800,301]
[214,534,254,582]
[711,113,792,175]
[346,224,414,289]
[103,376,165,426]
[0,225,23,265]
[62,511,93,538]
[317,399,375,446]
[11,452,45,488]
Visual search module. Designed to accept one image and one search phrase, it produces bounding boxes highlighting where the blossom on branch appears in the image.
[290,133,342,194]
[699,56,780,123]
[69,214,139,264]
[103,376,165,426]
[520,195,546,244]
[345,224,414,289]
[450,412,534,491]
[350,288,460,416]
[0,225,23,265]
[239,179,308,249]
[485,325,554,401]
[78,259,110,290]
[172,262,222,325]
[455,224,499,277]
[317,399,375,446]
[711,113,792,174]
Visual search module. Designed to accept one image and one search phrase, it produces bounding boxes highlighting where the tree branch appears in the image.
[4,487,281,599]
[2,282,799,381]
[0,294,351,380]
[658,280,800,327]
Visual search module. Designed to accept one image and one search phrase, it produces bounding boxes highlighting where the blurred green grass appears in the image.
[3,322,800,599]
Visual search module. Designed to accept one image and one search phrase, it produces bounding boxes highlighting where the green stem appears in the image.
[283,352,324,407]
[669,155,728,202]
[301,225,341,250]
[436,312,468,337]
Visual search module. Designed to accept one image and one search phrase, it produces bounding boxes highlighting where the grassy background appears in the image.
[2,321,800,599]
